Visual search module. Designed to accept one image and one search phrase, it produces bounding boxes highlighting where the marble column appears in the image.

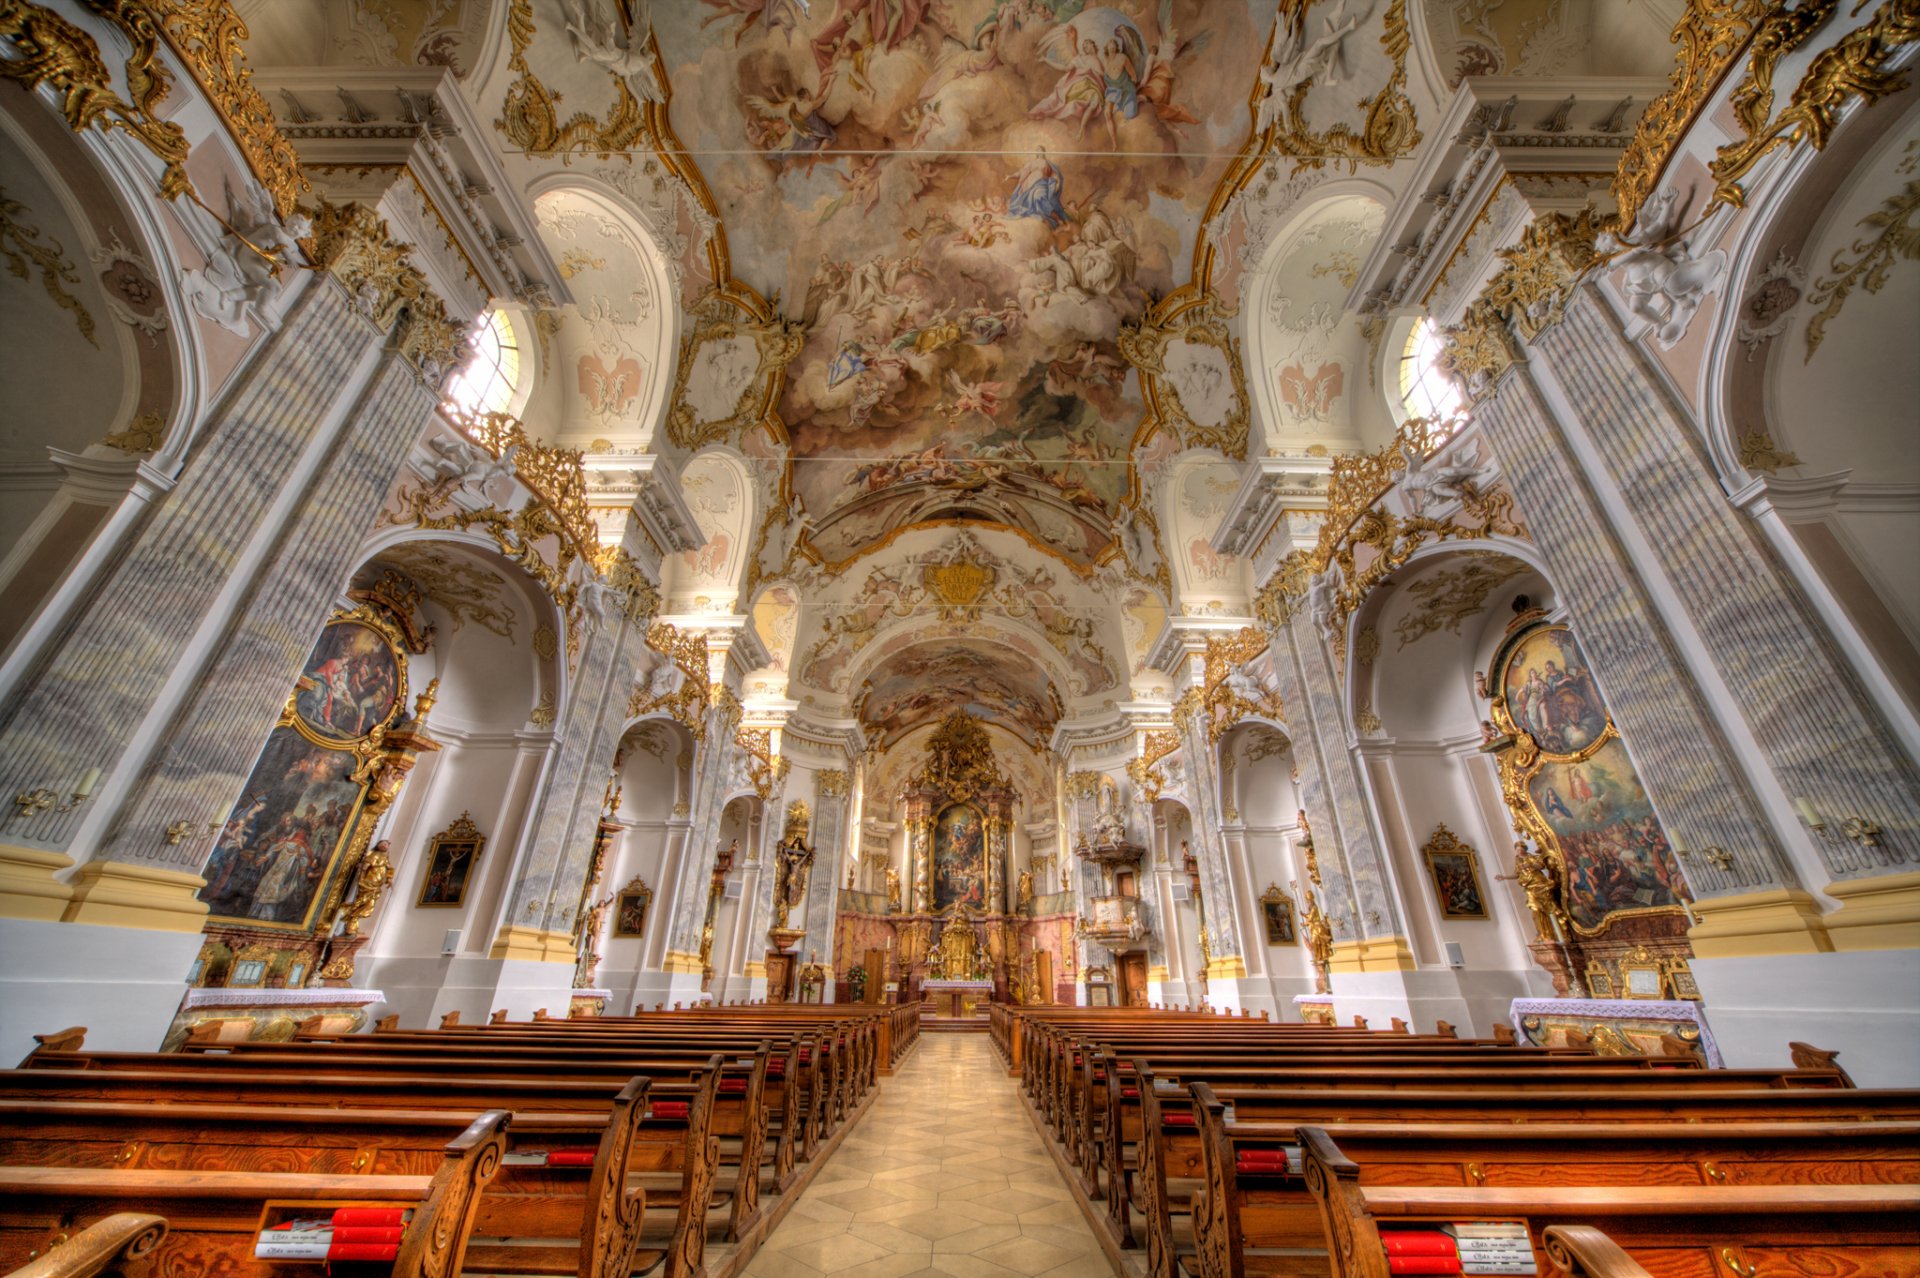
[0,280,380,871]
[1175,713,1243,964]
[663,695,740,966]
[1264,608,1367,938]
[799,780,849,981]
[96,350,437,876]
[1468,337,1794,901]
[1534,289,1920,878]
[498,609,655,956]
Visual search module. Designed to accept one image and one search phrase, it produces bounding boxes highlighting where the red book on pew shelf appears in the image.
[650,1101,690,1119]
[327,1242,402,1262]
[331,1208,411,1228]
[1386,1256,1463,1275]
[330,1228,405,1245]
[1381,1232,1460,1256]
[545,1148,599,1167]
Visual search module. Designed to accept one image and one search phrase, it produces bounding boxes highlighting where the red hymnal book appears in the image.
[326,1242,401,1261]
[1386,1256,1463,1274]
[1383,1233,1460,1256]
[545,1149,598,1167]
[330,1208,410,1228]
[329,1228,404,1245]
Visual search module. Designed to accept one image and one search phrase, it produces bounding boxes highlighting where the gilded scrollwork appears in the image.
[1118,292,1251,459]
[303,199,463,379]
[494,0,653,161]
[664,290,805,450]
[0,183,95,345]
[1709,0,1919,211]
[1803,143,1920,360]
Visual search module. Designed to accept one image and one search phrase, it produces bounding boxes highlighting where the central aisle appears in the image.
[743,1034,1115,1278]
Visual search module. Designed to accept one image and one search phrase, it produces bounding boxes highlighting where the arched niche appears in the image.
[662,448,753,613]
[603,716,697,981]
[1711,85,1920,723]
[1243,191,1393,456]
[344,536,563,995]
[0,91,186,660]
[527,182,679,450]
[1163,452,1250,612]
[1346,544,1557,989]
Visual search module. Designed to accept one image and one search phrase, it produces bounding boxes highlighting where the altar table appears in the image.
[921,978,993,1017]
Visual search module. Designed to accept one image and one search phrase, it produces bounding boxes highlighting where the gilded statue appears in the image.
[1016,868,1034,913]
[574,892,611,988]
[339,840,394,937]
[1302,887,1333,995]
[772,832,815,929]
[885,866,901,912]
[1089,774,1127,846]
[1509,841,1571,941]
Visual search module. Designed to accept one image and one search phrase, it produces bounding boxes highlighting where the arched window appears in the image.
[445,309,521,416]
[1397,317,1466,424]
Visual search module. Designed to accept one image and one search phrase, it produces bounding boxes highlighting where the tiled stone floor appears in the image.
[741,1034,1116,1278]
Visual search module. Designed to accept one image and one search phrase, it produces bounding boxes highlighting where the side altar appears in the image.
[921,979,994,1018]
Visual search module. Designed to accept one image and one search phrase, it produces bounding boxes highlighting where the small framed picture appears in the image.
[1666,961,1700,1000]
[417,812,486,909]
[1621,961,1666,999]
[1260,884,1297,945]
[613,876,653,938]
[1585,961,1615,1000]
[1421,826,1489,920]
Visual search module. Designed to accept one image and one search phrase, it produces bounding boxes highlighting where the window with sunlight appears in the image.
[1398,317,1466,424]
[445,309,521,416]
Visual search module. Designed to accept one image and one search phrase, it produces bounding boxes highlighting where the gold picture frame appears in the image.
[1665,958,1700,1001]
[1618,945,1667,1000]
[1421,825,1490,920]
[612,875,653,938]
[1259,883,1297,945]
[416,811,486,909]
[1584,960,1616,1000]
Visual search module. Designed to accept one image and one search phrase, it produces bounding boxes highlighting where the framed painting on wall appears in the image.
[1421,825,1489,920]
[416,812,486,908]
[613,876,653,938]
[1260,883,1297,944]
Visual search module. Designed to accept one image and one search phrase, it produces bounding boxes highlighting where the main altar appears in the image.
[829,711,1156,1017]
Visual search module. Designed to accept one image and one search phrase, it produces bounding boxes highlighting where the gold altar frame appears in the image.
[1487,621,1688,938]
[200,605,410,934]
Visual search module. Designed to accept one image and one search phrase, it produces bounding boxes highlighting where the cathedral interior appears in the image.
[1,0,1917,1109]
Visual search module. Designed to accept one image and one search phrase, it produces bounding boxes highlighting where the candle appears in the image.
[1793,796,1821,827]
[74,767,101,798]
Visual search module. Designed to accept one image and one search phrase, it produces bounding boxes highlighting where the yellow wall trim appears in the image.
[662,949,706,975]
[1821,870,1920,952]
[1206,956,1248,979]
[0,845,76,921]
[1329,935,1416,972]
[488,925,578,963]
[1687,888,1833,958]
[61,860,209,932]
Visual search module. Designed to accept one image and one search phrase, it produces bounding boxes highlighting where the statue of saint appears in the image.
[885,866,901,912]
[339,840,394,938]
[1302,888,1334,995]
[1090,774,1127,846]
[1508,841,1570,941]
[773,833,815,929]
[1016,868,1034,913]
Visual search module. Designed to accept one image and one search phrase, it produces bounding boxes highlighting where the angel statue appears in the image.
[339,840,394,938]
[1017,868,1035,914]
[1504,841,1572,942]
[885,866,902,912]
[562,0,664,102]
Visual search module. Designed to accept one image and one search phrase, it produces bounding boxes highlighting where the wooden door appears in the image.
[1119,952,1148,1007]
[863,948,885,1004]
[1033,950,1053,1005]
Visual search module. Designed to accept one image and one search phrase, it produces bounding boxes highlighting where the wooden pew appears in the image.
[1185,1087,1920,1278]
[1,1211,166,1278]
[1298,1127,1920,1278]
[0,1110,508,1278]
[0,1090,653,1278]
[0,1065,722,1277]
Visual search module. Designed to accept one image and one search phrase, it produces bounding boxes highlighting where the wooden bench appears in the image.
[1299,1127,1920,1278]
[1184,1091,1920,1278]
[0,1110,508,1278]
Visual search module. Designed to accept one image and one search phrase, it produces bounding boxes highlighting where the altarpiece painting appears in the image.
[932,802,987,912]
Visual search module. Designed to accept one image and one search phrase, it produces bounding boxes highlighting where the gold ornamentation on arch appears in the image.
[0,184,95,345]
[1118,292,1250,459]
[664,290,805,450]
[493,0,651,161]
[0,0,191,206]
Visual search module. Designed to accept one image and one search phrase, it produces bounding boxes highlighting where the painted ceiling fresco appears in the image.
[650,0,1277,565]
[856,637,1062,746]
